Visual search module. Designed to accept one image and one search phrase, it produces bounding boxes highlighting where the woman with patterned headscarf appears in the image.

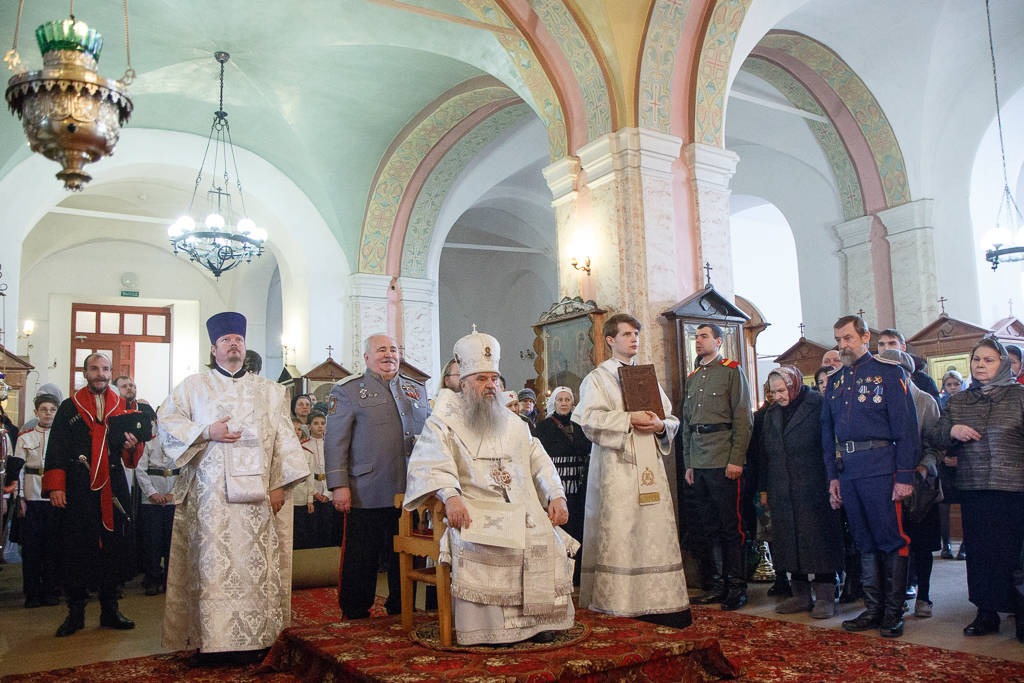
[929,337,1024,642]
[759,366,844,618]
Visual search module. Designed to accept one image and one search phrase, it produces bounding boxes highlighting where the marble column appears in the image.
[684,143,740,301]
[876,199,939,334]
[395,276,438,384]
[348,273,391,372]
[833,215,878,327]
[544,128,682,378]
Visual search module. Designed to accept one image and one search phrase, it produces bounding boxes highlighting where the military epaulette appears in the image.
[335,374,361,386]
[17,426,34,436]
[686,368,699,379]
[398,373,424,386]
[719,358,741,369]
[876,355,901,366]
[826,366,842,377]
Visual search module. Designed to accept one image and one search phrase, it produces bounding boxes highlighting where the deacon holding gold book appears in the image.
[572,313,690,627]
[404,326,577,646]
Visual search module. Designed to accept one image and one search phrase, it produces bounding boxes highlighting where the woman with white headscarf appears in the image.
[535,386,591,585]
[929,337,1024,641]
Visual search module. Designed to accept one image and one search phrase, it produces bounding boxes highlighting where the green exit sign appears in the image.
[120,290,139,298]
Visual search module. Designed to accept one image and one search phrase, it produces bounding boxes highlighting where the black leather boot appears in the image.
[100,602,136,630]
[964,608,1000,636]
[842,553,883,631]
[879,553,908,638]
[767,572,792,597]
[694,546,727,605]
[839,551,864,604]
[56,601,86,637]
[720,543,748,611]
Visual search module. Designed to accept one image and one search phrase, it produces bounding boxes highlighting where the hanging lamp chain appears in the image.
[119,0,135,86]
[3,0,26,74]
[985,0,1022,226]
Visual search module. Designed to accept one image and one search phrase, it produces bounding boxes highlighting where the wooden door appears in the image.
[70,304,171,391]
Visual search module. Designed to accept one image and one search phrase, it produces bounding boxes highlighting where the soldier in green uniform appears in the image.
[677,323,753,610]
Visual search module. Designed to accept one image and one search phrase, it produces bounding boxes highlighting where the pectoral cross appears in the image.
[704,262,713,286]
[326,345,334,359]
[938,297,947,315]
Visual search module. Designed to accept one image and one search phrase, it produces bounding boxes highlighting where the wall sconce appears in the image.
[520,350,535,361]
[570,256,591,275]
[281,335,296,366]
[18,320,34,339]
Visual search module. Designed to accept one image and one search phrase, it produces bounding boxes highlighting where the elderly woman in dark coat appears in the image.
[929,337,1024,641]
[759,366,845,618]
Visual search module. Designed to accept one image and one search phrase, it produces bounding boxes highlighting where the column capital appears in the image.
[876,199,934,236]
[396,276,436,303]
[833,215,875,250]
[349,272,392,299]
[577,128,684,188]
[685,142,739,191]
[542,156,582,205]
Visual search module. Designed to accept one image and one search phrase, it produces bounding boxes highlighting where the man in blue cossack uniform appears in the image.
[821,315,920,638]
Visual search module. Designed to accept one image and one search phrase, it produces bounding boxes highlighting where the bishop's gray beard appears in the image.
[463,391,505,437]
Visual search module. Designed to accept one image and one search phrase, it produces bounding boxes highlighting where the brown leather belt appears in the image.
[314,474,327,481]
[690,423,732,435]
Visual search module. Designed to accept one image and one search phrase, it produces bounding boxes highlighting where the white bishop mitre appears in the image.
[454,325,501,377]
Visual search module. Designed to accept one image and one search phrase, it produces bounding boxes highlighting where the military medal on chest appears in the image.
[873,385,884,403]
[858,385,869,402]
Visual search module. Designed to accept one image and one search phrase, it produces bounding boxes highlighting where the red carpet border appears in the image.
[6,589,1024,682]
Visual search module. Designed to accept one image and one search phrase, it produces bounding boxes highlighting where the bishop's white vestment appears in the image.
[157,369,309,653]
[572,358,688,618]
[404,390,578,645]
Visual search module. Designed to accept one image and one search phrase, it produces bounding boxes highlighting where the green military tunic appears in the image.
[678,355,753,470]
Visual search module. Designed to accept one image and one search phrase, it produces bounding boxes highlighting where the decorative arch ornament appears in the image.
[741,58,865,220]
[457,0,569,160]
[756,31,910,209]
[525,0,613,141]
[693,0,755,147]
[638,0,695,134]
[357,84,516,274]
[401,103,536,278]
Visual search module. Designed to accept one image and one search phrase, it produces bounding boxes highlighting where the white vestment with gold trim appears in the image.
[404,390,578,645]
[572,358,688,617]
[157,370,308,653]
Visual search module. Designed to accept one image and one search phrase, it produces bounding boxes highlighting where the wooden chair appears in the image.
[393,493,453,646]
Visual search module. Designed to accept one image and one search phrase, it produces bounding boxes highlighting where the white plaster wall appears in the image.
[0,128,351,385]
[18,240,224,401]
[728,144,845,344]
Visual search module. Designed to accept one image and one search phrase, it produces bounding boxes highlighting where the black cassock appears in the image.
[535,413,591,584]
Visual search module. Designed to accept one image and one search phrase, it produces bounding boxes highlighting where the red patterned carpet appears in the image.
[5,589,1024,682]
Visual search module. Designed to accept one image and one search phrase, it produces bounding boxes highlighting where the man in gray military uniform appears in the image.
[677,322,753,610]
[325,333,430,618]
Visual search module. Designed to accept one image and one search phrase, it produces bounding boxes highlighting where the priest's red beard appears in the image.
[463,389,505,436]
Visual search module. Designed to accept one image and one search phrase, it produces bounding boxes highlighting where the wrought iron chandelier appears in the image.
[980,0,1023,271]
[4,0,135,191]
[168,52,266,278]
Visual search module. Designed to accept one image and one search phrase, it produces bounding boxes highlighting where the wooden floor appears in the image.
[2,542,1022,678]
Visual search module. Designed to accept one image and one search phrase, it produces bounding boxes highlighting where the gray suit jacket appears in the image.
[324,370,430,508]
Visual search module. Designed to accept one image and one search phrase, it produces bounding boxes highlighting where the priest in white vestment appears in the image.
[573,313,691,628]
[405,327,578,645]
[158,312,309,662]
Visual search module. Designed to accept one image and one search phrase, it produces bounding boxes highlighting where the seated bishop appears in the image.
[404,327,578,646]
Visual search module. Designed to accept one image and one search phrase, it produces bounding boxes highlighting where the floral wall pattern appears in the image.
[638,0,694,135]
[759,31,909,208]
[459,0,568,160]
[401,103,536,278]
[742,58,865,220]
[694,0,754,147]
[358,86,516,274]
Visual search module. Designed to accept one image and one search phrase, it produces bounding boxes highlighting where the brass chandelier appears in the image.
[4,0,135,191]
[167,52,266,279]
